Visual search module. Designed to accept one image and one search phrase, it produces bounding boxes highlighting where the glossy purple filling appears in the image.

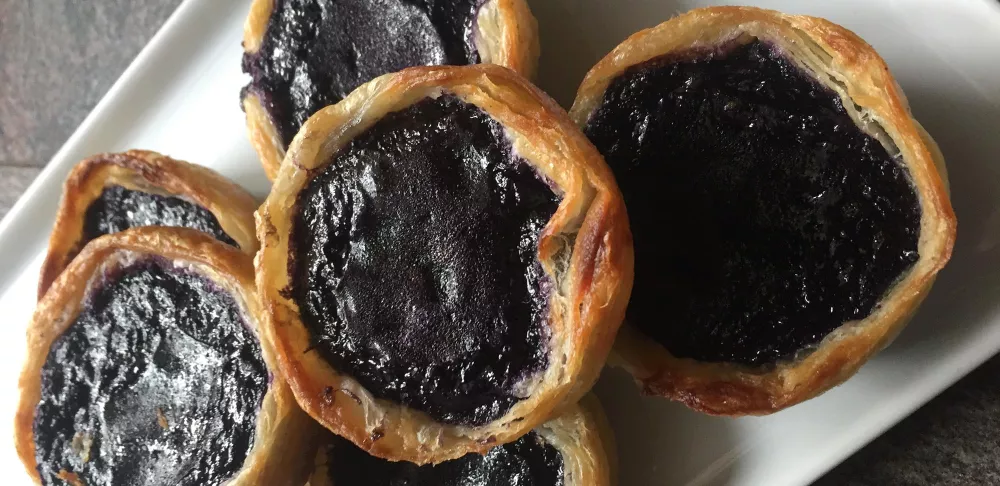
[584,39,921,366]
[291,95,559,426]
[81,185,238,249]
[34,259,267,486]
[242,0,484,146]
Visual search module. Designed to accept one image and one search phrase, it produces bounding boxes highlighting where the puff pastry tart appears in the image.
[16,228,316,486]
[570,6,956,415]
[256,65,632,463]
[309,396,614,486]
[38,150,257,299]
[241,0,540,179]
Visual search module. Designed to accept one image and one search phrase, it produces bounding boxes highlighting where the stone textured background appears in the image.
[1,1,998,484]
[0,0,183,214]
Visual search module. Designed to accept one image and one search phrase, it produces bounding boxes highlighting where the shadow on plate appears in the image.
[529,0,704,107]
[594,367,741,486]
[215,134,275,200]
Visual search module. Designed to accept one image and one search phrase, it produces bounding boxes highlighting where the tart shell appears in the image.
[16,227,317,486]
[37,150,258,300]
[571,6,956,416]
[256,64,633,463]
[241,0,540,180]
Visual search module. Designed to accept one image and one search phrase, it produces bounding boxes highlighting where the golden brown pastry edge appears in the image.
[306,396,615,486]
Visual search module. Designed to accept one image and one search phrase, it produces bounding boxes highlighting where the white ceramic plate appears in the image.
[2,0,999,484]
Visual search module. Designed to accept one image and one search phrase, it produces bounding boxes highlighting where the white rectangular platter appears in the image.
[2,0,999,484]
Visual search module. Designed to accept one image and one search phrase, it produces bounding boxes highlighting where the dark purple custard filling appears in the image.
[242,0,484,147]
[82,185,238,248]
[324,431,564,485]
[34,258,268,486]
[291,95,558,426]
[583,39,921,366]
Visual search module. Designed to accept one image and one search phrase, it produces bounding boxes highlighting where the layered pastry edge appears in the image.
[309,395,615,486]
[241,0,540,180]
[255,64,633,464]
[17,228,317,486]
[38,150,258,300]
[570,6,956,415]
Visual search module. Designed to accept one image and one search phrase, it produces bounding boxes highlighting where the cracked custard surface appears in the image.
[291,95,559,426]
[323,431,564,485]
[242,0,484,146]
[33,258,267,486]
[82,185,238,248]
[584,39,921,366]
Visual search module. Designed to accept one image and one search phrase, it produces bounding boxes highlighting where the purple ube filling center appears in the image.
[82,185,238,249]
[34,258,267,486]
[242,0,486,147]
[584,39,921,367]
[291,95,559,426]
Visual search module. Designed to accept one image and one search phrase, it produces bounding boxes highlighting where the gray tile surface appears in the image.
[0,166,40,217]
[818,357,1000,486]
[1,1,998,485]
[0,0,182,166]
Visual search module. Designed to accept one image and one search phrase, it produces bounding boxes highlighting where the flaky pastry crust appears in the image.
[16,228,317,485]
[571,6,956,415]
[37,150,258,299]
[240,0,540,179]
[534,395,616,486]
[256,64,633,463]
[308,395,615,486]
